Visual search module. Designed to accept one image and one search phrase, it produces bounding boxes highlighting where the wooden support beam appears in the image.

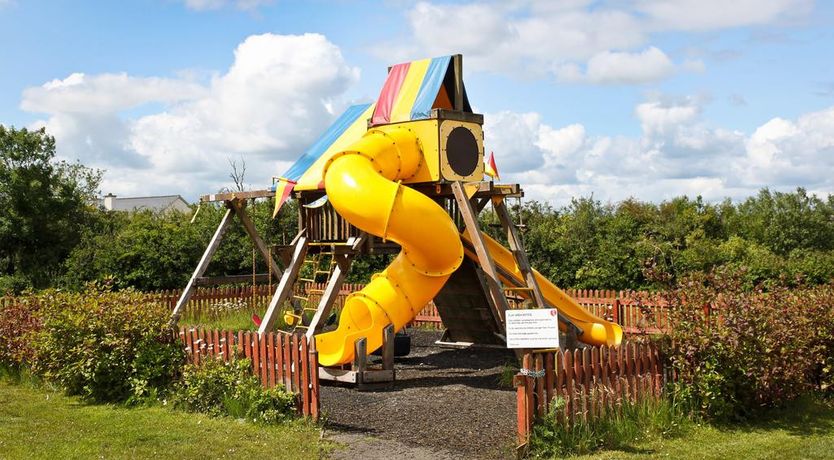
[305,234,367,341]
[493,198,547,310]
[169,207,234,326]
[230,200,283,282]
[200,189,275,203]
[452,181,511,326]
[258,234,308,334]
[474,197,491,214]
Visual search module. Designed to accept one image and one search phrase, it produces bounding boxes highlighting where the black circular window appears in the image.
[446,126,479,177]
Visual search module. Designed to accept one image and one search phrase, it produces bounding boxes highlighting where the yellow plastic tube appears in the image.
[461,231,623,347]
[315,127,464,366]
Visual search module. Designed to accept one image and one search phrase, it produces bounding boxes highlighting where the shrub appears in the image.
[173,357,296,424]
[0,296,41,368]
[663,268,834,419]
[28,285,183,403]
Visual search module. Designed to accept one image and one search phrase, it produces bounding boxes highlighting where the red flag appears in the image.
[485,151,500,180]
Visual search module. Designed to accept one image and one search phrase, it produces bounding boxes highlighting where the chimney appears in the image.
[104,193,116,211]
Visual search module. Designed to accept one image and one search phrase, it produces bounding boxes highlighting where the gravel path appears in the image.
[321,330,518,460]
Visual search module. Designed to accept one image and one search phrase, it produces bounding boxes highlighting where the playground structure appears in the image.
[170,54,622,385]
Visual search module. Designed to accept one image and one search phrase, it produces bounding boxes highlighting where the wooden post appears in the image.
[230,199,284,282]
[452,181,511,325]
[453,54,464,111]
[308,338,320,420]
[353,337,367,385]
[170,207,234,326]
[258,234,309,334]
[382,324,395,373]
[493,198,547,310]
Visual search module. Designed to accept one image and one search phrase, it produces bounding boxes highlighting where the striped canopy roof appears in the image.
[277,55,470,193]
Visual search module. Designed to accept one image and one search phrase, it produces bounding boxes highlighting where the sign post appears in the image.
[505,308,560,349]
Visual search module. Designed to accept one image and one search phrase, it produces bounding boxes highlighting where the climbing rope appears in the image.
[251,247,257,308]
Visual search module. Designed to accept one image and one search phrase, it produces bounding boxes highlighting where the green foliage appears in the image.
[0,126,101,292]
[62,199,299,291]
[173,357,297,424]
[529,395,689,457]
[663,270,834,420]
[26,285,184,403]
[482,188,834,291]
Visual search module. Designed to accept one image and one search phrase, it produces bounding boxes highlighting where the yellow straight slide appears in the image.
[315,127,464,366]
[462,232,623,347]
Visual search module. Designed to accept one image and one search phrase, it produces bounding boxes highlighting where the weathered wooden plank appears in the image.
[300,337,311,416]
[493,198,547,310]
[452,181,511,327]
[170,208,234,326]
[259,234,309,334]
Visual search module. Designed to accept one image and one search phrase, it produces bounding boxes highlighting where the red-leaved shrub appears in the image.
[0,296,41,368]
[663,268,834,420]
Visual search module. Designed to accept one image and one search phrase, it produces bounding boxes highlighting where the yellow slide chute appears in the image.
[462,231,623,347]
[314,127,464,366]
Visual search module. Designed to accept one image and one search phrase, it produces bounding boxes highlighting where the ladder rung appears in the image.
[505,287,534,291]
[298,277,316,283]
[314,270,331,275]
[293,295,309,302]
[307,289,325,294]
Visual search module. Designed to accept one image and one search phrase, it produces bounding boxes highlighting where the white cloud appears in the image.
[22,73,206,114]
[637,0,813,31]
[182,0,274,11]
[21,33,359,198]
[383,0,814,85]
[484,98,833,206]
[567,47,676,84]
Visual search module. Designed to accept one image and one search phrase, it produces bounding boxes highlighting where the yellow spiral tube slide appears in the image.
[462,231,623,347]
[314,127,464,366]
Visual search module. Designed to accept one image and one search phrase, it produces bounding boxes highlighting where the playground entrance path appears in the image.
[321,330,517,460]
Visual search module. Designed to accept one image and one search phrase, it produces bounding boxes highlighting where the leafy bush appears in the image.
[663,269,834,419]
[173,357,296,423]
[28,285,183,403]
[0,296,41,368]
[529,395,689,457]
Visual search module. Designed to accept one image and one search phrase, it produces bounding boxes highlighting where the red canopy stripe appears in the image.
[371,62,411,125]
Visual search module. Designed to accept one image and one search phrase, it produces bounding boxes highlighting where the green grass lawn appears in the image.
[570,397,834,459]
[0,382,328,459]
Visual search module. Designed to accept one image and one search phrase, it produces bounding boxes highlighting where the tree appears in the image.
[0,126,101,292]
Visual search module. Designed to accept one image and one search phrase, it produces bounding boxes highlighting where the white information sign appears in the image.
[505,309,560,349]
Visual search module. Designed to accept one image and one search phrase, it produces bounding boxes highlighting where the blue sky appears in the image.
[2,0,833,205]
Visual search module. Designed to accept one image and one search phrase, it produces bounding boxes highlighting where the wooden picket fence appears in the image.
[154,284,671,334]
[515,343,666,448]
[178,327,320,420]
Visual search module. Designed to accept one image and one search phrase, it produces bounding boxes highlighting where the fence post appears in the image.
[309,338,320,421]
[515,351,534,453]
[612,298,620,325]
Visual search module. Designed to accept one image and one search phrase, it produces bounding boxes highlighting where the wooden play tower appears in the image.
[170,55,582,386]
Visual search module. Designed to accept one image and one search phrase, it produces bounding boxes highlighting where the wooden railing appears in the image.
[515,343,666,449]
[157,284,671,334]
[178,327,320,420]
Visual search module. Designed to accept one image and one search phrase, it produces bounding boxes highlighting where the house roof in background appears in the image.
[97,194,190,212]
